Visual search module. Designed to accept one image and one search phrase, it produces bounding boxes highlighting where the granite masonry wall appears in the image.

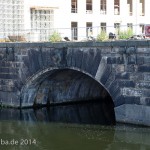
[0,40,149,126]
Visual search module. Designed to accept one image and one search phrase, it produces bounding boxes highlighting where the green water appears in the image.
[0,121,150,150]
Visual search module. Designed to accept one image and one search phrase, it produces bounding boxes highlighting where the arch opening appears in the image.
[21,68,116,125]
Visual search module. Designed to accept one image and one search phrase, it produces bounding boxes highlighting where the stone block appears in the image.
[137,47,150,53]
[128,55,136,64]
[113,95,125,107]
[115,104,150,126]
[136,56,144,65]
[138,65,150,72]
[115,47,125,54]
[144,57,150,64]
[144,74,150,81]
[118,80,135,88]
[107,56,124,64]
[100,65,112,85]
[143,90,150,97]
[140,97,150,106]
[115,72,130,79]
[100,47,112,53]
[0,73,18,79]
[126,47,136,54]
[113,64,125,73]
[121,88,143,97]
[130,73,143,81]
[126,65,135,72]
[108,80,119,97]
[124,96,141,105]
[136,82,150,89]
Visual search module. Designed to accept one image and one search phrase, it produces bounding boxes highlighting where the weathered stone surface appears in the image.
[137,47,150,53]
[115,72,130,79]
[115,104,150,126]
[136,82,150,89]
[0,41,149,126]
[118,80,135,88]
[136,56,144,65]
[128,55,136,64]
[106,56,124,64]
[121,88,143,97]
[138,65,150,72]
[126,47,136,54]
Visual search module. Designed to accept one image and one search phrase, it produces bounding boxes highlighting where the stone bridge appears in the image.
[0,41,150,126]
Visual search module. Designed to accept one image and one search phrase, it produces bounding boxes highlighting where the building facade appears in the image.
[0,0,24,38]
[0,0,150,41]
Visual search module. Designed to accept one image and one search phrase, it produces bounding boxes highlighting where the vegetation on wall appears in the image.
[118,28,133,39]
[49,31,62,42]
[97,30,108,41]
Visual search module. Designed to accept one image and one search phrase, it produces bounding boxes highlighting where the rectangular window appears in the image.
[127,0,132,16]
[86,22,93,37]
[100,0,107,14]
[86,0,92,14]
[71,0,78,13]
[127,23,133,29]
[114,0,120,15]
[140,0,145,16]
[139,24,144,33]
[114,23,120,35]
[114,23,120,29]
[101,22,106,32]
[71,22,78,40]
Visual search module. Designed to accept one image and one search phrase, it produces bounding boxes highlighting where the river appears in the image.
[0,103,150,150]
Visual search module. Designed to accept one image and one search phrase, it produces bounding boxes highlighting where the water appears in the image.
[0,103,150,150]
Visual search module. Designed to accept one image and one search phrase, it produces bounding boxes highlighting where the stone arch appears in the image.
[20,67,116,124]
[21,67,113,104]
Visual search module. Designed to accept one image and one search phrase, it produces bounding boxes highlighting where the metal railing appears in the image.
[0,24,147,42]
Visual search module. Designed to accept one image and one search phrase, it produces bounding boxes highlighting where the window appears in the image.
[100,0,107,14]
[86,22,92,37]
[71,0,77,13]
[114,23,120,35]
[139,24,144,33]
[127,23,133,29]
[71,22,78,40]
[114,0,120,15]
[140,0,145,16]
[31,8,54,41]
[127,0,132,16]
[101,22,106,32]
[114,23,120,29]
[86,0,92,14]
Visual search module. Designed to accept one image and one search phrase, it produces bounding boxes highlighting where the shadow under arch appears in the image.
[21,67,116,125]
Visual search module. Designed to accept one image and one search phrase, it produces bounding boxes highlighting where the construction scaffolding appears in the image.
[0,0,24,40]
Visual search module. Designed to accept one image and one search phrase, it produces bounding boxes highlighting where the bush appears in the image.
[97,30,108,41]
[49,31,62,42]
[118,28,133,39]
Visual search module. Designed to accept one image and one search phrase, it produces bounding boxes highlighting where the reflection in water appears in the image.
[0,102,116,125]
[0,103,150,150]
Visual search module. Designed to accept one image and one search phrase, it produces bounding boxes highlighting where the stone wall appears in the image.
[0,40,150,126]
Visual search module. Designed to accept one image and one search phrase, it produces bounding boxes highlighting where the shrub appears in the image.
[49,31,62,42]
[97,30,108,41]
[118,28,133,39]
